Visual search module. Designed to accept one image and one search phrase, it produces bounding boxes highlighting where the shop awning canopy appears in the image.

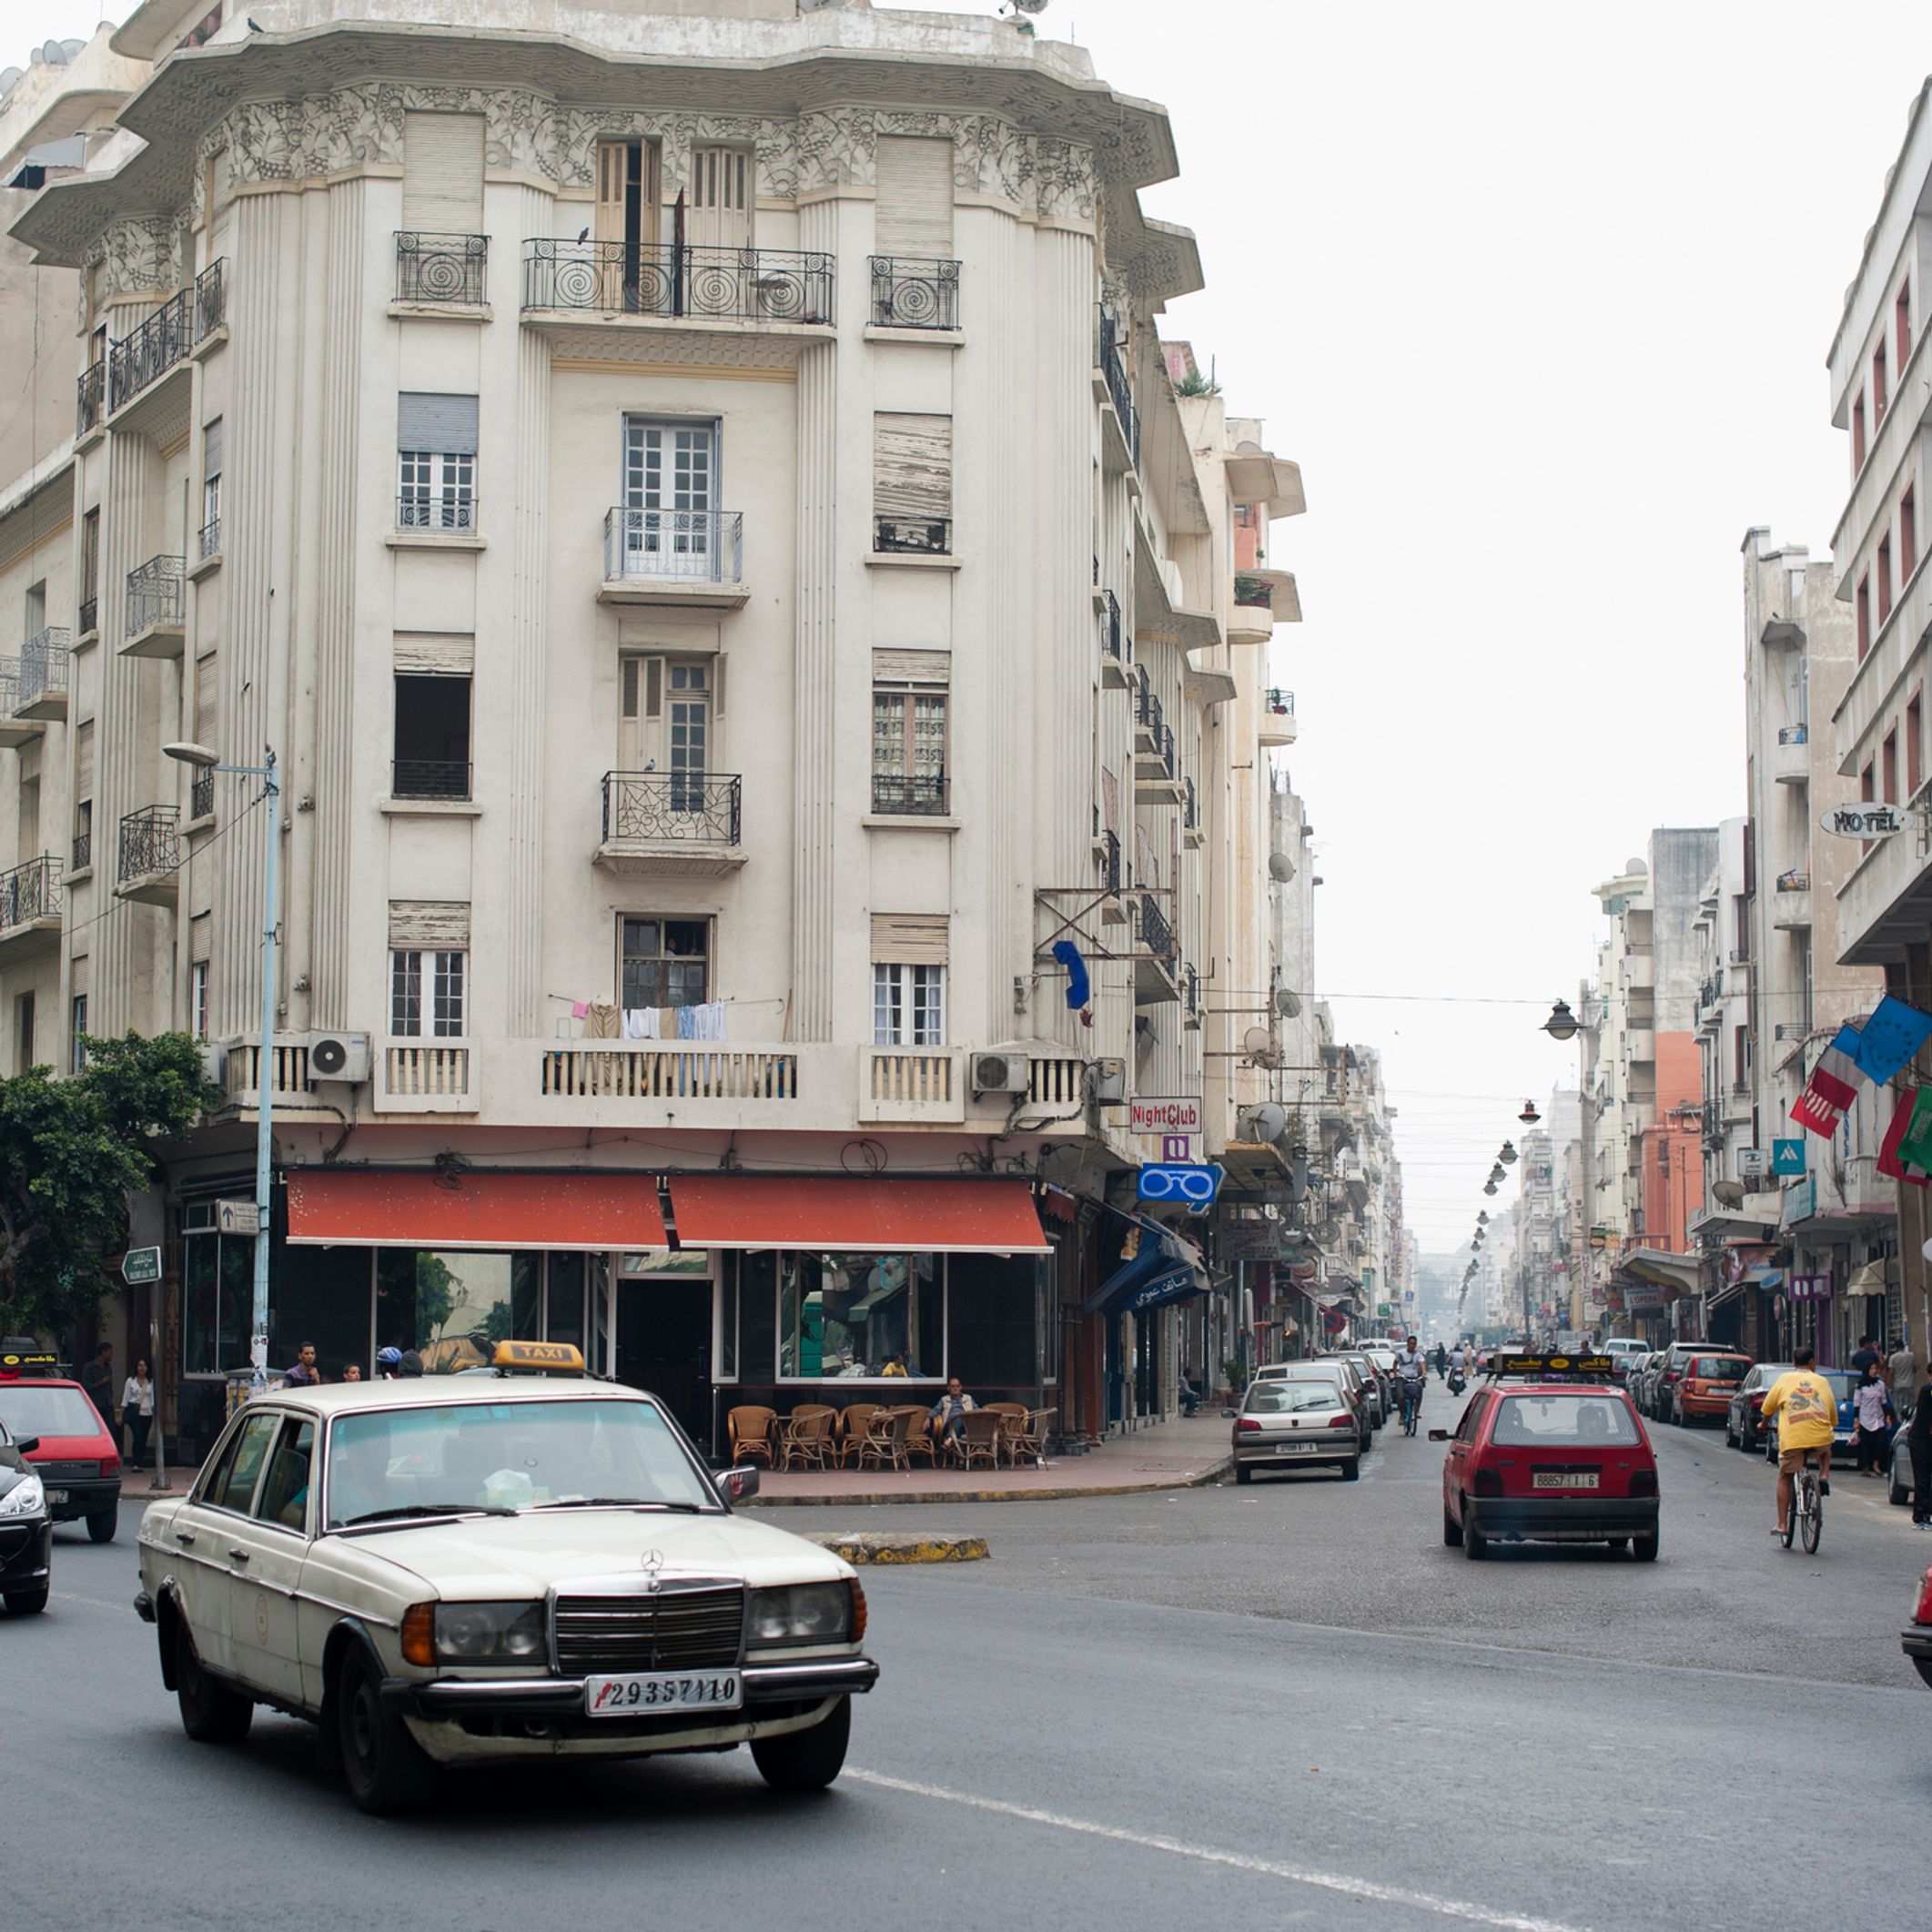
[285,1170,669,1251]
[666,1176,1049,1255]
[1086,1215,1208,1315]
[1621,1248,1701,1296]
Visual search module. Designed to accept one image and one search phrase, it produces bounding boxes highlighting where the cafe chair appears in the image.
[727,1404,777,1468]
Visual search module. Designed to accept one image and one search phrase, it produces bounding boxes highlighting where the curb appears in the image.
[803,1531,989,1564]
[747,1455,1232,1508]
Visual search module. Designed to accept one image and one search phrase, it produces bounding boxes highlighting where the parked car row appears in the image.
[1232,1348,1414,1482]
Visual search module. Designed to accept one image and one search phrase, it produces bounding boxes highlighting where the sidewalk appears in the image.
[742,1411,1232,1507]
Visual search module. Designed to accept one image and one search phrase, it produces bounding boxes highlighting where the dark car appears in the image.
[0,1366,122,1542]
[1726,1362,1794,1452]
[0,1412,51,1615]
[1434,1366,1660,1560]
[1649,1343,1708,1422]
[1762,1370,1859,1463]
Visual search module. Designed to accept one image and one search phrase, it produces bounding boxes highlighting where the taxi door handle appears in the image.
[228,1548,250,1564]
[173,1529,196,1546]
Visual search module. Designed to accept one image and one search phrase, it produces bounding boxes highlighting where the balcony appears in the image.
[196,517,221,568]
[70,826,90,875]
[868,256,960,332]
[396,491,478,539]
[600,507,747,608]
[0,856,61,966]
[1771,721,1809,784]
[1183,962,1201,1031]
[1096,312,1140,474]
[858,1045,964,1124]
[121,555,185,659]
[211,1037,334,1117]
[873,515,951,557]
[376,1037,476,1114]
[1133,892,1180,1005]
[107,260,226,418]
[1774,867,1812,930]
[1229,575,1276,645]
[1182,774,1204,849]
[595,770,745,878]
[1097,587,1128,688]
[1623,1027,1657,1064]
[871,772,949,817]
[15,629,70,723]
[1133,673,1183,804]
[1259,687,1297,747]
[541,1041,800,1107]
[522,239,833,329]
[76,360,104,442]
[392,759,472,803]
[190,769,214,822]
[116,805,179,905]
[0,663,35,749]
[77,595,97,641]
[394,231,488,309]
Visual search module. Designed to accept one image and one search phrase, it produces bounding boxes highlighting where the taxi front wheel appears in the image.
[175,1621,252,1744]
[336,1650,436,1816]
[751,1694,851,1793]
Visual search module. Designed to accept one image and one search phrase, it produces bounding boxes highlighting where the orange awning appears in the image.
[286,1170,668,1251]
[666,1177,1050,1254]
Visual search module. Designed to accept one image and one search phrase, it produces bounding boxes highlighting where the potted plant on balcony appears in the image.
[1233,573,1272,610]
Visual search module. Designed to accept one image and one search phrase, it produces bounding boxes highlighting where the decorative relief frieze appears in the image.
[87,217,179,299]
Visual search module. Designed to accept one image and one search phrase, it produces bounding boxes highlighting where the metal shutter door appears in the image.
[397,393,480,454]
[873,414,952,521]
[401,112,484,233]
[875,137,954,258]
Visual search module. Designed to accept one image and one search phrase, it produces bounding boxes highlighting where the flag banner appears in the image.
[1848,996,1932,1087]
[1877,1085,1932,1187]
[1810,1025,1865,1108]
[1790,1085,1846,1138]
[1898,1085,1932,1174]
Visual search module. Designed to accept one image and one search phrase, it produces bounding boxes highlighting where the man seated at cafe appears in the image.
[928,1376,977,1441]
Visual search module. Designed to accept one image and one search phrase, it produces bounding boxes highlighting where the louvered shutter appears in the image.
[394,633,474,675]
[397,393,479,454]
[202,417,223,482]
[194,653,218,746]
[873,414,952,521]
[69,954,88,998]
[874,136,955,258]
[73,720,94,802]
[595,140,632,247]
[689,147,751,248]
[402,112,485,233]
[645,659,663,719]
[389,901,471,947]
[872,649,950,686]
[870,914,948,966]
[190,910,211,964]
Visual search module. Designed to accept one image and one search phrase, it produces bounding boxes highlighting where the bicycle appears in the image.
[1781,1450,1824,1553]
[1400,1381,1421,1437]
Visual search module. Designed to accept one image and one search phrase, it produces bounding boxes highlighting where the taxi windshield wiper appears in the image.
[526,1496,708,1513]
[335,1502,520,1531]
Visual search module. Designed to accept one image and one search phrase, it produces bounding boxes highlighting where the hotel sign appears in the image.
[1819,804,1905,839]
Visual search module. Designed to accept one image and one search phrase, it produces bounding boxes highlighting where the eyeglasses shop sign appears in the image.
[1819,804,1906,839]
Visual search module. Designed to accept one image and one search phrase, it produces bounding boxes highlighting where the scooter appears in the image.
[1447,1369,1467,1397]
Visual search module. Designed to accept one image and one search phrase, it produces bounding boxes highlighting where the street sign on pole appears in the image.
[217,1199,260,1238]
[121,1246,161,1286]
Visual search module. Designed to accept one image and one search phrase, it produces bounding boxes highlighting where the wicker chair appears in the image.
[956,1409,1005,1472]
[837,1402,880,1467]
[1005,1407,1055,1469]
[777,1404,837,1471]
[894,1406,941,1466]
[982,1401,1027,1460]
[855,1406,911,1472]
[726,1404,777,1468]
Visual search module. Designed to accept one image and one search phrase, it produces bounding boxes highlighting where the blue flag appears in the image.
[1848,996,1932,1087]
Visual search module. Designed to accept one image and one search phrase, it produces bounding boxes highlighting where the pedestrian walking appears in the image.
[1852,1361,1896,1477]
[282,1341,324,1388]
[80,1340,114,1423]
[1850,1332,1884,1381]
[1889,1337,1917,1420]
[1910,1373,1932,1531]
[120,1360,154,1470]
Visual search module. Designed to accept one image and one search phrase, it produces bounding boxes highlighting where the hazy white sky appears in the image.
[17,2,1931,1245]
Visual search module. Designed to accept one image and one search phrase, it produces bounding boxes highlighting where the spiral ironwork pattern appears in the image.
[524,239,833,324]
[396,233,488,306]
[869,257,960,330]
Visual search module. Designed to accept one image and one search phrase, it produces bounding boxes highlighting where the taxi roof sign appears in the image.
[1488,1353,1615,1380]
[0,1348,60,1377]
[491,1339,584,1375]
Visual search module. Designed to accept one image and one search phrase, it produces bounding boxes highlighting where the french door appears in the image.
[622,419,716,579]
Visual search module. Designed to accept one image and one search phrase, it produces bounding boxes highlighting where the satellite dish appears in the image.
[1276,988,1300,1017]
[0,69,22,96]
[1241,1026,1274,1057]
[1239,1101,1287,1143]
[1015,0,1051,12]
[41,40,68,65]
[1711,1179,1745,1207]
[1269,852,1294,882]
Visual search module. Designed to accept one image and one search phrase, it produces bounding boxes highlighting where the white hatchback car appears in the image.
[135,1345,878,1814]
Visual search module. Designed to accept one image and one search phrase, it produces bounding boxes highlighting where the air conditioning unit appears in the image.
[198,1041,228,1088]
[308,1032,371,1083]
[972,1052,1029,1096]
[1090,1057,1128,1103]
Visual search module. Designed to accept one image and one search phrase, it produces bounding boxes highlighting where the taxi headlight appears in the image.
[0,1472,45,1518]
[433,1600,547,1664]
[747,1582,853,1645]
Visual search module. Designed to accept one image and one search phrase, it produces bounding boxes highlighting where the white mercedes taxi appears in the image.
[134,1342,877,1814]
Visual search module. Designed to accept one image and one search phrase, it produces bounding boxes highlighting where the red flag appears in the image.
[1877,1085,1932,1187]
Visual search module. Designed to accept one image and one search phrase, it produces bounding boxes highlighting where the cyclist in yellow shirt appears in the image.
[1760,1345,1836,1539]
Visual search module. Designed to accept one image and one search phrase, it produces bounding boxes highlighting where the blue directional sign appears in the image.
[1771,1138,1806,1178]
[1137,1163,1225,1209]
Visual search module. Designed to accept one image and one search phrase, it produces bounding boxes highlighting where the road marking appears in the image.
[845,1768,1591,1931]
[53,1591,137,1613]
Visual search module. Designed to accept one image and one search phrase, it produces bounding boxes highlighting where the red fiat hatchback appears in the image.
[0,1354,121,1543]
[1433,1356,1660,1562]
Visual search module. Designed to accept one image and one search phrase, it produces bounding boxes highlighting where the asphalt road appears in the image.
[7,1387,1928,1932]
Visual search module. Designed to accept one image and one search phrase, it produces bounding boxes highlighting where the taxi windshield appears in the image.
[1245,1382,1339,1414]
[324,1398,714,1528]
[1492,1394,1640,1448]
[0,1385,106,1439]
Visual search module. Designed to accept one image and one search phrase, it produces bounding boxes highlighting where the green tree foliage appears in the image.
[0,1033,217,1336]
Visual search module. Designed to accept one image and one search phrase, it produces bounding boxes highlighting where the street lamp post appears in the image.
[164,742,278,1393]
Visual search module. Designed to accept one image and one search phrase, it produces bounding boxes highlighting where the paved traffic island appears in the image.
[803,1530,990,1564]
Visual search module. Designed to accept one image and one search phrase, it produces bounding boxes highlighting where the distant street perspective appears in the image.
[1,5,1931,1930]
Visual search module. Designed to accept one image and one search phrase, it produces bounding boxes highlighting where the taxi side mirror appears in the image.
[1427,1429,1451,1442]
[15,1436,36,1455]
[719,1464,760,1504]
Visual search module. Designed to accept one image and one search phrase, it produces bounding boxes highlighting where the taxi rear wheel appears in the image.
[336,1649,435,1816]
[751,1694,851,1793]
[1441,1505,1463,1548]
[1462,1504,1488,1561]
[1632,1530,1659,1563]
[175,1621,253,1744]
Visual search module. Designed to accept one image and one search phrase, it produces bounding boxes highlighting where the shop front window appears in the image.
[946,1252,1047,1389]
[373,1249,541,1367]
[778,1250,940,1379]
[182,1229,255,1377]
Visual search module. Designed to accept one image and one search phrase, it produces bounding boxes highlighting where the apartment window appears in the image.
[1909,693,1923,798]
[389,948,466,1037]
[397,392,478,530]
[14,991,33,1074]
[1879,533,1894,623]
[1862,759,1876,804]
[392,673,471,799]
[200,418,222,557]
[619,917,709,1010]
[1907,487,1920,581]
[80,508,98,630]
[1734,1025,1747,1090]
[191,959,210,1041]
[1854,395,1867,472]
[1875,342,1889,421]
[871,672,949,814]
[25,580,45,639]
[1884,728,1899,806]
[873,412,952,554]
[70,995,86,1073]
[872,963,946,1047]
[621,418,720,579]
[1900,283,1914,369]
[1856,573,1871,659]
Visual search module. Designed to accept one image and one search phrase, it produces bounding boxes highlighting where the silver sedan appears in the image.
[1232,1375,1363,1483]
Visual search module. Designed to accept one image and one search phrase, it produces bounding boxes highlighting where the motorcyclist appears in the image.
[1396,1334,1427,1427]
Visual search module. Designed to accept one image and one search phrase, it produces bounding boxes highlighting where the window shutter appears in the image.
[875,136,955,258]
[73,720,94,800]
[394,632,474,675]
[873,414,952,521]
[69,954,89,998]
[194,653,218,744]
[713,653,726,718]
[389,900,471,947]
[870,914,948,966]
[202,417,223,481]
[872,648,950,686]
[401,112,485,233]
[595,139,631,247]
[622,657,640,720]
[190,909,211,964]
[397,392,480,455]
[645,658,663,719]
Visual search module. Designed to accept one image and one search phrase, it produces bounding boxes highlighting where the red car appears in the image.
[1433,1357,1660,1561]
[0,1353,121,1542]
[1907,1566,1932,1690]
[1672,1352,1752,1427]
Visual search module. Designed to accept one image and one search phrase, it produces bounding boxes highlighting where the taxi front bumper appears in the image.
[1467,1495,1660,1543]
[380,1654,880,1720]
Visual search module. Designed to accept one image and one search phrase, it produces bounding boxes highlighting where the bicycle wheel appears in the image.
[1800,1472,1822,1553]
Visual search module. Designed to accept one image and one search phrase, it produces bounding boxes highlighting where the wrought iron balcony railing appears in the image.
[392,759,472,801]
[396,231,488,306]
[106,261,225,413]
[198,516,221,561]
[1148,718,1176,780]
[1138,891,1176,963]
[1099,827,1122,895]
[1097,310,1140,468]
[1098,588,1122,662]
[77,595,97,638]
[70,827,90,873]
[603,507,742,584]
[1266,687,1295,716]
[1184,774,1199,831]
[523,239,834,325]
[874,515,951,556]
[601,771,742,845]
[190,769,214,821]
[869,255,959,329]
[196,258,227,338]
[1775,868,1811,892]
[1184,962,1199,1021]
[117,804,180,885]
[1135,666,1163,736]
[1777,723,1808,745]
[871,771,949,815]
[126,554,185,636]
[16,628,71,712]
[0,855,60,931]
[398,491,477,533]
[76,360,104,437]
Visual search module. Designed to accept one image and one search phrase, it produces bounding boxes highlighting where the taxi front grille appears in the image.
[552,1584,744,1676]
